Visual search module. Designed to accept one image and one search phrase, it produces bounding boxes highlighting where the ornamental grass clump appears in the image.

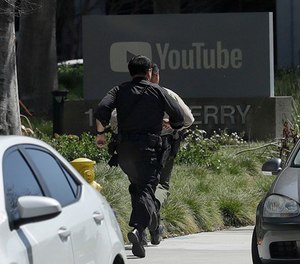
[34,127,275,239]
[92,128,275,239]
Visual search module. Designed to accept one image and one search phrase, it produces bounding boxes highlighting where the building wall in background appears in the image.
[276,0,300,68]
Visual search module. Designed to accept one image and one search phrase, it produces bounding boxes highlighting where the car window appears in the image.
[62,167,79,196]
[3,149,43,223]
[293,149,300,166]
[25,148,78,206]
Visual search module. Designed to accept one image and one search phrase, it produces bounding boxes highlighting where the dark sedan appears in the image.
[252,140,300,263]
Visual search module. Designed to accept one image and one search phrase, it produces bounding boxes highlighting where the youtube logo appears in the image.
[110,42,152,72]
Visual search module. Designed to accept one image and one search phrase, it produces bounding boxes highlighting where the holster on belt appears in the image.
[108,133,120,155]
[107,133,120,167]
[147,133,162,149]
[158,135,172,168]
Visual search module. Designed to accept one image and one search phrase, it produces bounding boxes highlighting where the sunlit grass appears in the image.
[94,143,275,241]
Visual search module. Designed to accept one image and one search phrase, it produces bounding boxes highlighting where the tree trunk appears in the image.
[153,0,180,13]
[0,1,22,135]
[17,0,58,117]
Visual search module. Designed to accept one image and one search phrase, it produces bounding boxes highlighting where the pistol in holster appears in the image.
[107,133,120,167]
[159,135,172,168]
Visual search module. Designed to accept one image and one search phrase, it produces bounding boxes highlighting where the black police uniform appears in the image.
[94,77,184,232]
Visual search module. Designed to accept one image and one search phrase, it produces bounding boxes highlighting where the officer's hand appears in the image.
[96,134,106,148]
[162,118,171,129]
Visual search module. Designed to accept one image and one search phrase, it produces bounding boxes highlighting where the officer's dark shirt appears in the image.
[95,77,184,135]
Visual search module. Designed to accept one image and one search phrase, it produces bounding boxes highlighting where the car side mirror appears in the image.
[17,196,62,220]
[262,158,282,175]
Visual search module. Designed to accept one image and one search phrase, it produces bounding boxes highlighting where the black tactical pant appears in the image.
[155,134,181,207]
[117,134,161,230]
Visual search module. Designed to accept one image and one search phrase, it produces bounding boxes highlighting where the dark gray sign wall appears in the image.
[61,97,292,141]
[83,13,274,100]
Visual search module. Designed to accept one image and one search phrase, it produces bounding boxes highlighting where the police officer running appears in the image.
[94,55,184,258]
[149,64,195,245]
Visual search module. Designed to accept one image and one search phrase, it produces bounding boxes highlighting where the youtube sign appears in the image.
[83,13,274,99]
[110,42,152,72]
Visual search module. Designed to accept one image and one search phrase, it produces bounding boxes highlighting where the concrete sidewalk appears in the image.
[126,226,253,264]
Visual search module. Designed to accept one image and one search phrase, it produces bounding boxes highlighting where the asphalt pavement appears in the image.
[126,226,253,264]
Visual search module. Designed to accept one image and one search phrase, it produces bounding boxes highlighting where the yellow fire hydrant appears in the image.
[70,158,102,192]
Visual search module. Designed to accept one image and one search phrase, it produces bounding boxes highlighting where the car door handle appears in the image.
[58,227,71,242]
[93,211,104,225]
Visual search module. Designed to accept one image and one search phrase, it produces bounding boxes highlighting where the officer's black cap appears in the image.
[128,55,152,76]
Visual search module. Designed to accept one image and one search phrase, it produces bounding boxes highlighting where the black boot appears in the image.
[148,199,161,232]
[127,229,146,258]
[150,211,163,245]
[150,224,163,245]
[148,211,158,232]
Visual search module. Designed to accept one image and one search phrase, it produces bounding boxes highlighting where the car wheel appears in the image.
[251,227,263,264]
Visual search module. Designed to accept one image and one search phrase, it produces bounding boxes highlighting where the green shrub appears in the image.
[177,128,219,165]
[177,128,246,167]
[275,68,300,97]
[35,131,109,162]
[58,64,83,100]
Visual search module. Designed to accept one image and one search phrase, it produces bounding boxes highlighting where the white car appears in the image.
[0,135,127,264]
